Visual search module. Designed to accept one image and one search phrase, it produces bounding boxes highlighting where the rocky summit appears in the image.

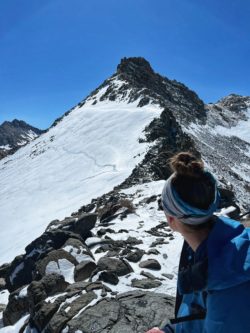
[0,119,45,160]
[0,57,250,332]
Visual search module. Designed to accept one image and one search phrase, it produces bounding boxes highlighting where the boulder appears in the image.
[32,301,59,332]
[97,257,133,276]
[71,213,97,239]
[66,290,175,333]
[98,271,119,285]
[27,273,68,315]
[6,255,34,292]
[0,278,6,291]
[124,249,145,263]
[62,238,94,262]
[74,261,97,282]
[131,278,162,289]
[3,285,29,326]
[45,291,97,333]
[139,259,161,270]
[35,249,78,279]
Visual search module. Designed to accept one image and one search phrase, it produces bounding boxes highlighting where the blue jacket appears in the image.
[164,216,250,333]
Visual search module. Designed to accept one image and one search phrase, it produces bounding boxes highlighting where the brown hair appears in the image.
[169,152,215,211]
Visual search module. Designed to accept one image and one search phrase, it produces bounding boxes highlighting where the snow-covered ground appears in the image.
[89,180,183,297]
[0,89,162,264]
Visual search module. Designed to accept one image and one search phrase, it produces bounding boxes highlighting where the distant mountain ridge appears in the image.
[0,119,45,160]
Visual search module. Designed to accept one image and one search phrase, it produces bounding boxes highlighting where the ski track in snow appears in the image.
[0,98,162,264]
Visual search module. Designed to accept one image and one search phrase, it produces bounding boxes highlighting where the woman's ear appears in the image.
[166,215,179,231]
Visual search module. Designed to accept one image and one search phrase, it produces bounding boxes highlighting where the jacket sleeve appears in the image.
[161,323,175,333]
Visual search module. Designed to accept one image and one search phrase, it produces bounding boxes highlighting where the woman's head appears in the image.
[161,152,219,230]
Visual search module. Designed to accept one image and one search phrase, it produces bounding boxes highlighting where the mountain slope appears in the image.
[184,94,250,210]
[1,57,250,332]
[0,119,44,160]
[1,58,249,266]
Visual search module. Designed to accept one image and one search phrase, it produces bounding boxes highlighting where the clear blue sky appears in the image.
[0,0,249,129]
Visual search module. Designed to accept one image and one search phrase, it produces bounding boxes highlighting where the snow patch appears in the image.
[45,259,75,284]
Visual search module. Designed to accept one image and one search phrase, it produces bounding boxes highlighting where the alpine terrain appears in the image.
[0,57,249,333]
[0,120,45,160]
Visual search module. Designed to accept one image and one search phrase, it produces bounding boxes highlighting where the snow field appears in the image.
[0,95,162,264]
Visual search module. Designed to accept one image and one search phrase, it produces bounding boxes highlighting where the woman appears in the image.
[146,152,250,333]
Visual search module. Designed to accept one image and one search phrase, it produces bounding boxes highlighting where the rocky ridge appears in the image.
[0,119,45,160]
[0,181,179,332]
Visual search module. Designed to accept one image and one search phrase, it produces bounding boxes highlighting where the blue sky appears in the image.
[0,0,249,129]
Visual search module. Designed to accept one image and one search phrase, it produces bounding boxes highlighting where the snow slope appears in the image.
[0,83,162,264]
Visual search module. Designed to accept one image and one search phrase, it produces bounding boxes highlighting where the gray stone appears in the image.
[99,271,119,285]
[35,249,78,278]
[27,273,68,316]
[46,291,97,333]
[74,260,97,282]
[97,257,133,276]
[0,278,6,291]
[67,290,174,333]
[3,285,29,326]
[131,278,162,289]
[139,259,161,270]
[125,249,145,263]
[162,273,174,280]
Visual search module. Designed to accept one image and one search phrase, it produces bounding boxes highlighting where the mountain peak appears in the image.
[217,94,250,112]
[117,57,154,75]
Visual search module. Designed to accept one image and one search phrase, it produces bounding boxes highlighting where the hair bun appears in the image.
[169,152,204,178]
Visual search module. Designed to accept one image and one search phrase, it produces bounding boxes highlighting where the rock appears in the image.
[140,271,158,280]
[99,271,119,285]
[6,255,34,292]
[131,278,162,289]
[3,285,29,326]
[46,291,97,333]
[0,278,6,290]
[150,239,169,247]
[0,263,10,280]
[147,249,160,255]
[85,282,103,292]
[27,273,68,316]
[71,213,97,239]
[124,249,145,263]
[126,236,143,246]
[35,249,78,279]
[74,261,97,282]
[97,257,133,276]
[67,290,174,332]
[97,228,115,237]
[139,259,161,270]
[62,237,94,262]
[105,249,121,257]
[65,281,90,293]
[162,273,174,280]
[32,301,59,332]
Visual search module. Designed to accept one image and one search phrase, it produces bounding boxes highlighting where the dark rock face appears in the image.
[41,292,97,333]
[3,286,29,326]
[6,213,97,292]
[66,291,174,333]
[0,119,45,160]
[27,274,69,312]
[98,271,119,285]
[74,261,97,282]
[35,249,78,278]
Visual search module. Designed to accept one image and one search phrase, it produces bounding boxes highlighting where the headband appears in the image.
[161,172,220,225]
